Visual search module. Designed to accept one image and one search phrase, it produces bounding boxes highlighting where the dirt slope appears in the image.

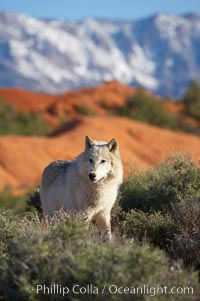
[0,82,200,193]
[0,116,200,193]
[0,87,55,112]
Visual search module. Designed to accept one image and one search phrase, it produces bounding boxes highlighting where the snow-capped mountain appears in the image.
[0,11,200,97]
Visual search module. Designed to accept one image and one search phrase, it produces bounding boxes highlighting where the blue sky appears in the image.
[0,0,199,20]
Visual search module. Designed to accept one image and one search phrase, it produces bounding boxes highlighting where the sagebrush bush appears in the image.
[114,202,200,270]
[116,209,176,249]
[117,153,200,273]
[0,209,199,301]
[169,200,200,268]
[120,153,200,212]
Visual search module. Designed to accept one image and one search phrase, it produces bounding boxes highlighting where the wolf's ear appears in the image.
[107,139,118,153]
[85,136,95,150]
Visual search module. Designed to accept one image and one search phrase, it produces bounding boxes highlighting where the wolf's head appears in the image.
[83,136,120,183]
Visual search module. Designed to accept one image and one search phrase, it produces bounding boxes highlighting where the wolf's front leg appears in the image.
[83,207,97,229]
[96,212,112,239]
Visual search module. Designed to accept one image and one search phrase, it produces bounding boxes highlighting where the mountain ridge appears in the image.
[0,11,200,97]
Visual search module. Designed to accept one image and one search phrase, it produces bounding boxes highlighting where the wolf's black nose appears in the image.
[89,172,96,181]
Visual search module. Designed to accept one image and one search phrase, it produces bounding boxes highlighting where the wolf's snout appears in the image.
[89,172,96,181]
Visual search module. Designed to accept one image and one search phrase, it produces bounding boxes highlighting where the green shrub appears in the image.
[120,153,200,212]
[74,104,94,116]
[26,188,42,214]
[118,153,200,272]
[115,200,200,272]
[117,210,177,249]
[0,98,50,135]
[181,80,200,120]
[0,209,198,301]
[0,186,26,211]
[118,88,178,129]
[170,200,200,268]
[101,87,198,134]
[0,208,22,242]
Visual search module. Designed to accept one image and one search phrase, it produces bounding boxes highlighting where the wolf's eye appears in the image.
[101,160,106,164]
[89,159,93,163]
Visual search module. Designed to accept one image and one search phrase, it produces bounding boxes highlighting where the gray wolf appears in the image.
[40,136,123,238]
